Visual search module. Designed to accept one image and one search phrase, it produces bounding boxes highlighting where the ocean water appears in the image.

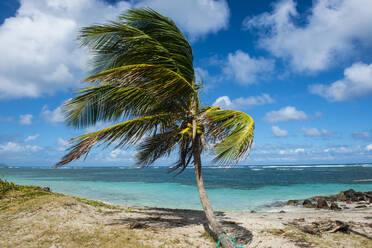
[1,164,372,211]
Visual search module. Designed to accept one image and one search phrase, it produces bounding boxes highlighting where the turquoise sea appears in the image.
[1,164,372,211]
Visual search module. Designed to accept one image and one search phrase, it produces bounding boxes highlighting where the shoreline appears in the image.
[1,181,372,247]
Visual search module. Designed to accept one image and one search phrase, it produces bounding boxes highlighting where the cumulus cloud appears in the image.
[223,50,274,84]
[0,141,42,153]
[19,114,33,125]
[309,62,372,101]
[213,94,274,109]
[271,126,288,137]
[41,105,64,123]
[301,127,332,137]
[245,0,372,72]
[366,144,372,151]
[104,149,134,162]
[0,0,133,99]
[57,137,69,151]
[263,106,307,122]
[25,134,40,142]
[85,121,114,133]
[136,0,229,40]
[0,0,229,99]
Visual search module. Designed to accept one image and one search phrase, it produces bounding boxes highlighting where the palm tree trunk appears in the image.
[192,120,235,248]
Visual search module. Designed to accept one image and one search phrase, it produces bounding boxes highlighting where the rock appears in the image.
[303,199,315,208]
[286,200,300,206]
[316,198,329,209]
[279,210,286,213]
[344,189,356,197]
[355,205,367,208]
[42,187,51,192]
[330,202,341,211]
[250,210,256,213]
[335,192,347,201]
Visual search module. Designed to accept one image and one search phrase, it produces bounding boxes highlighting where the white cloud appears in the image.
[366,144,372,151]
[41,105,64,123]
[324,146,352,154]
[301,127,332,137]
[0,141,42,153]
[213,94,274,109]
[57,137,69,151]
[136,0,229,40]
[263,106,308,122]
[25,134,40,142]
[271,126,288,137]
[309,62,372,101]
[245,0,372,72]
[85,121,113,133]
[0,0,133,99]
[19,114,33,125]
[0,0,230,99]
[279,148,304,155]
[104,149,134,162]
[224,50,274,84]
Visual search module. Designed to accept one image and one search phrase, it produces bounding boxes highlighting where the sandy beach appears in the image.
[1,183,371,248]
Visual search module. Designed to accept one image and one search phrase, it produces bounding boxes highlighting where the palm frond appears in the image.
[120,8,194,83]
[56,113,174,166]
[135,129,181,167]
[204,109,255,165]
[168,139,193,176]
[79,8,194,84]
[64,81,187,129]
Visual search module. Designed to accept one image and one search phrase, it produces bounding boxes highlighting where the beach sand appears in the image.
[1,185,371,248]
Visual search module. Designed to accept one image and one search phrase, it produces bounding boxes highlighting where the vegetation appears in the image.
[57,8,255,248]
[0,180,213,248]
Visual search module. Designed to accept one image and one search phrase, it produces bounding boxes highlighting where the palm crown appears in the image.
[57,9,255,247]
[57,8,254,171]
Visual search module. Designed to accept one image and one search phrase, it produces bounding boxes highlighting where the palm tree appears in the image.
[57,8,254,248]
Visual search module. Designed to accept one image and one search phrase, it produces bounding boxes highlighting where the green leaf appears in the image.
[56,113,174,166]
[205,109,255,165]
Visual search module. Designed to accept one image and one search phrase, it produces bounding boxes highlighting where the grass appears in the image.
[0,179,211,248]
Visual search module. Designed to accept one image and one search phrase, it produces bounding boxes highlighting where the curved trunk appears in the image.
[192,120,235,248]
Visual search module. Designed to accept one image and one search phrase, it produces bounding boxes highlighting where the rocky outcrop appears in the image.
[302,199,315,208]
[286,189,371,210]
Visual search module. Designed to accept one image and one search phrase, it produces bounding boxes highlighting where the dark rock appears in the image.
[279,210,286,213]
[286,200,300,206]
[330,202,341,211]
[316,198,329,209]
[303,199,315,208]
[250,210,256,213]
[355,205,367,208]
[42,187,51,192]
[344,189,356,197]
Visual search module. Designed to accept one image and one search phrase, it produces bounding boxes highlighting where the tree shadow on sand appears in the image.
[107,207,253,246]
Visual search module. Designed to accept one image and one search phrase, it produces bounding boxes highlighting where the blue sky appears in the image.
[0,0,372,166]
